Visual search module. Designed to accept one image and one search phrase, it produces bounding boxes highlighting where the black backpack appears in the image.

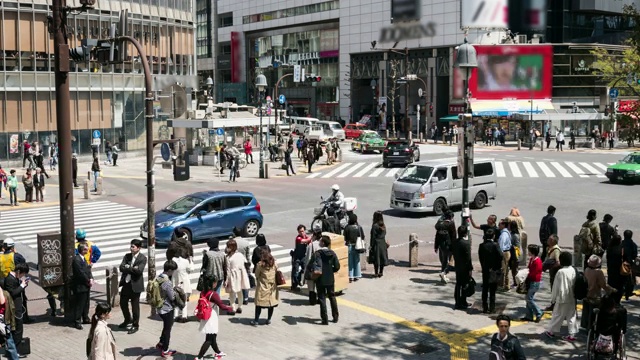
[573,267,588,300]
[435,220,452,250]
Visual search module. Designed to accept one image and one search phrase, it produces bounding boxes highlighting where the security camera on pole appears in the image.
[453,38,477,236]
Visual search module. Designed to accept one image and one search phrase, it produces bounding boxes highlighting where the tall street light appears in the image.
[256,74,268,179]
[453,38,477,236]
[370,79,377,118]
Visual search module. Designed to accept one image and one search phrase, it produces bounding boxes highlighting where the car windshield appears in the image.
[367,133,381,140]
[330,123,342,129]
[164,195,203,214]
[387,142,410,150]
[620,154,640,164]
[397,165,434,183]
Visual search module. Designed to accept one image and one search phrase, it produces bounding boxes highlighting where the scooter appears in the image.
[310,196,358,231]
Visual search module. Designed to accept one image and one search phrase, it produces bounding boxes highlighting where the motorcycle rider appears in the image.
[328,184,345,209]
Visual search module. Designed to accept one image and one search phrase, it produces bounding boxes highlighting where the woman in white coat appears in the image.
[224,239,250,313]
[172,252,193,322]
[89,303,117,360]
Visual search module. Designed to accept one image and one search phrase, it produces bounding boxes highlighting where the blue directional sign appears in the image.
[216,128,224,136]
[208,129,215,135]
[160,143,171,161]
[92,130,101,138]
[609,88,619,99]
[279,94,286,104]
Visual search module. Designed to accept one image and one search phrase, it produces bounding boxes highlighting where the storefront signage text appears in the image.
[379,22,437,43]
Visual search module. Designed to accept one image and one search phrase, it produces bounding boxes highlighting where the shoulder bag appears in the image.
[276,267,286,286]
[355,226,366,253]
[621,248,632,276]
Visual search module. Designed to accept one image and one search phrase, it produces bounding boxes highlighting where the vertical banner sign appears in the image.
[38,232,64,288]
[9,134,19,154]
[231,32,241,83]
[301,68,306,82]
[293,65,301,82]
[460,0,508,29]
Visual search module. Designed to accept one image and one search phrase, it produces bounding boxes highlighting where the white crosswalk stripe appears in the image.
[0,201,292,289]
[299,160,611,179]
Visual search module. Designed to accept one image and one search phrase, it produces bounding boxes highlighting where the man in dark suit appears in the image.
[118,239,147,334]
[2,262,30,351]
[314,235,340,325]
[452,226,473,310]
[72,243,93,330]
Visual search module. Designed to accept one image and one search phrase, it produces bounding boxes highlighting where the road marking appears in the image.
[536,162,555,177]
[385,168,400,177]
[522,162,539,177]
[523,156,534,160]
[550,162,572,177]
[337,162,364,178]
[306,172,322,178]
[369,168,385,177]
[508,162,522,177]
[593,162,608,171]
[504,154,515,158]
[321,163,352,178]
[353,162,378,178]
[579,162,606,178]
[495,162,506,177]
[565,162,588,178]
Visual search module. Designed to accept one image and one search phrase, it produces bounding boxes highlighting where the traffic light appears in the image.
[604,106,609,117]
[306,74,322,82]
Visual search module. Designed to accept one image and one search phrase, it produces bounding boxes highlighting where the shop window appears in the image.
[218,13,233,28]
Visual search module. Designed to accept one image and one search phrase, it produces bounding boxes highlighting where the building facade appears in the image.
[0,0,197,162]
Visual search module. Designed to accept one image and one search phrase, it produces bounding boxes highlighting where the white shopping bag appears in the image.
[515,268,529,285]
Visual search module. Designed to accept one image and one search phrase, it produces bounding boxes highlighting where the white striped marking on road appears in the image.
[565,162,588,178]
[321,163,352,178]
[369,168,386,177]
[495,162,506,177]
[0,204,140,224]
[0,210,145,231]
[0,201,113,218]
[306,172,322,178]
[579,162,606,178]
[536,162,555,177]
[593,162,609,172]
[508,162,523,177]
[385,168,400,177]
[522,162,539,177]
[353,162,379,178]
[337,162,365,178]
[550,162,572,178]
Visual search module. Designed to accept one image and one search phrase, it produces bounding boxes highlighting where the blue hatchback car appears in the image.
[140,191,263,246]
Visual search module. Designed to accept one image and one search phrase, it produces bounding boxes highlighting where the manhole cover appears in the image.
[407,343,438,354]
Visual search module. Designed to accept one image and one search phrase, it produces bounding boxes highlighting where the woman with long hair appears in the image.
[88,303,117,360]
[343,213,363,282]
[224,239,250,313]
[370,211,389,277]
[251,252,280,325]
[194,289,235,360]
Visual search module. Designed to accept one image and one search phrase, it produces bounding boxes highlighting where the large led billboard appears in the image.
[455,44,553,100]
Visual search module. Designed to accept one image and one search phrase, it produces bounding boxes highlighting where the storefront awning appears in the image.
[439,115,460,122]
[469,99,554,117]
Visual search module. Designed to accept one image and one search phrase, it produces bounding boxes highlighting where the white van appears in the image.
[304,125,330,143]
[390,157,497,214]
[289,116,319,135]
[317,121,346,141]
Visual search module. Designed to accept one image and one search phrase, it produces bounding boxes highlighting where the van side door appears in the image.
[449,166,463,206]
[428,167,451,207]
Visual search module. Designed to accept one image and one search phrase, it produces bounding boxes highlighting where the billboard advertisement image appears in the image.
[469,44,552,100]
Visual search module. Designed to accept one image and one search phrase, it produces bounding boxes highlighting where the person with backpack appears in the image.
[193,289,234,360]
[490,315,526,360]
[224,239,251,314]
[544,251,579,342]
[150,260,178,358]
[497,219,513,292]
[452,226,473,310]
[201,239,227,295]
[304,225,323,304]
[434,210,456,284]
[87,303,117,360]
[538,206,557,261]
[578,209,603,269]
[251,252,280,326]
[314,236,341,325]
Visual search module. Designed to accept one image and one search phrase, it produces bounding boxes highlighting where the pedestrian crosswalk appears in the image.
[304,161,613,179]
[0,201,292,289]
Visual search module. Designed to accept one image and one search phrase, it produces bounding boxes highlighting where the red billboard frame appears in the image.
[466,44,553,100]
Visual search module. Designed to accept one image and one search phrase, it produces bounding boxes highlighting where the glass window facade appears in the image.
[242,1,339,24]
[218,13,233,28]
[196,0,212,58]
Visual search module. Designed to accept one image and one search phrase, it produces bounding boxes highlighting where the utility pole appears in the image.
[404,47,410,139]
[52,0,76,322]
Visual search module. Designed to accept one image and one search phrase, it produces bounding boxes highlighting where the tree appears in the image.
[387,59,402,135]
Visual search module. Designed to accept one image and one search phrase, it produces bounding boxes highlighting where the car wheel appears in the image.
[472,192,488,209]
[172,228,192,243]
[433,198,447,216]
[311,218,323,232]
[382,161,389,168]
[243,220,260,237]
[415,152,420,161]
[609,177,617,184]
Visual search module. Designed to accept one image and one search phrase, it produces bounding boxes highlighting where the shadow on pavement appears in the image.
[280,315,319,326]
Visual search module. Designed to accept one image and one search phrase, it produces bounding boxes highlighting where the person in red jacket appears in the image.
[243,138,254,164]
[522,244,543,322]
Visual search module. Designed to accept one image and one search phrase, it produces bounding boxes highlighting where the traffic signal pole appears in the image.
[52,0,76,322]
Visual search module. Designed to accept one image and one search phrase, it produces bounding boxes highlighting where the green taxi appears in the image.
[350,130,387,153]
[605,152,640,184]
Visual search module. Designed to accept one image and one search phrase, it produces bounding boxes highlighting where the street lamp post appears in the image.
[454,38,477,236]
[274,73,293,138]
[256,74,268,179]
[370,79,377,119]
